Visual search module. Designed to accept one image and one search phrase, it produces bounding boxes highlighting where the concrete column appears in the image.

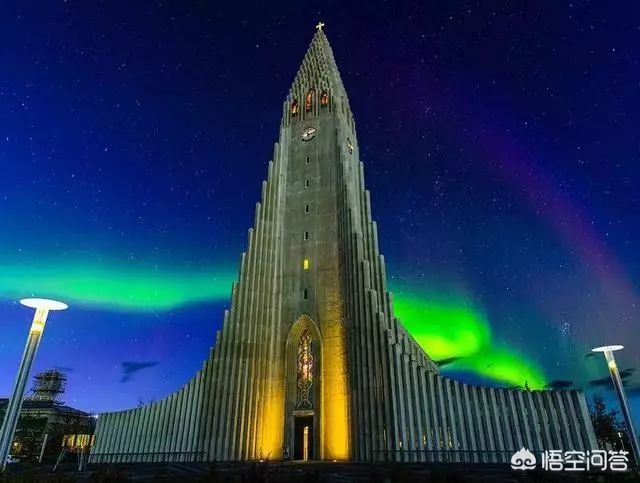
[426,373,439,457]
[488,388,505,456]
[505,391,523,449]
[206,356,217,461]
[166,393,179,460]
[461,385,478,460]
[151,398,167,462]
[573,391,598,450]
[169,388,184,460]
[471,387,487,458]
[444,379,459,460]
[416,368,429,460]
[211,301,234,459]
[542,390,563,450]
[245,176,275,460]
[177,383,193,461]
[435,376,448,459]
[230,204,261,460]
[479,388,495,457]
[522,391,544,451]
[245,167,274,460]
[497,391,514,452]
[532,391,553,451]
[561,391,584,450]
[133,405,149,461]
[96,413,111,462]
[209,337,227,459]
[551,391,573,450]
[514,391,535,450]
[409,360,425,460]
[394,343,409,461]
[226,226,256,461]
[91,414,105,462]
[143,402,158,462]
[452,381,468,458]
[112,412,126,462]
[401,353,417,458]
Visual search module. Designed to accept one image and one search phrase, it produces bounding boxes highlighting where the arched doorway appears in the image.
[284,315,322,461]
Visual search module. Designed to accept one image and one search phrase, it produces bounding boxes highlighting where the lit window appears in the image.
[304,231,309,240]
[303,259,309,270]
[320,91,329,107]
[303,289,308,300]
[305,90,314,112]
[291,100,299,116]
[305,204,309,214]
[305,179,310,188]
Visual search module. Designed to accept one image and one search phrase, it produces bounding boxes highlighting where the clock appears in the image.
[301,127,317,141]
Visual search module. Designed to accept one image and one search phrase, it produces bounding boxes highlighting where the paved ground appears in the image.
[2,461,639,482]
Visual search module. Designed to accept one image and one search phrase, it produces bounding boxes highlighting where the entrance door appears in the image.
[294,416,313,460]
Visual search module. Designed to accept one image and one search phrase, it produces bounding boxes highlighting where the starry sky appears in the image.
[1,1,639,432]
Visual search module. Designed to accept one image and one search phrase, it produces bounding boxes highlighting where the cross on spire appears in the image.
[315,21,325,32]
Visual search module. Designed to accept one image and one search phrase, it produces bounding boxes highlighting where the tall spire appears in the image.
[285,25,352,127]
[290,26,347,96]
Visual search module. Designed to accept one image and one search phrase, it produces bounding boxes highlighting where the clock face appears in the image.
[301,126,317,141]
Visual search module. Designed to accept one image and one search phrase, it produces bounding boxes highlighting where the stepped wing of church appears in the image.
[91,29,597,463]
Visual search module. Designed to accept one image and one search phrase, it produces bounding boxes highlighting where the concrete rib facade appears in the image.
[90,29,598,464]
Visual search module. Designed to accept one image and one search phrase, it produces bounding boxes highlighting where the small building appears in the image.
[0,370,94,459]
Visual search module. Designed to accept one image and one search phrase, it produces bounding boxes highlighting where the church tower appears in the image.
[90,26,597,464]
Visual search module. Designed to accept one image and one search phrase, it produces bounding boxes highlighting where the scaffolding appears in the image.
[27,369,67,403]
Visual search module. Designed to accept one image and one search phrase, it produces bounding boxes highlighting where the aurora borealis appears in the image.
[1,1,638,431]
[0,263,236,311]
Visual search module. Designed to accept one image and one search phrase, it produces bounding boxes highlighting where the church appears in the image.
[90,26,597,464]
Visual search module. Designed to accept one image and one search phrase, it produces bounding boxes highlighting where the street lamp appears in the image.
[591,345,640,466]
[0,298,68,471]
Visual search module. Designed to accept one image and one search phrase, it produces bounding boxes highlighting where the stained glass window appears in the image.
[296,330,313,409]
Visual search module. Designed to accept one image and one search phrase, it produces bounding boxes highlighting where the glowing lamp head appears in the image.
[592,345,624,353]
[20,298,69,311]
[20,298,68,333]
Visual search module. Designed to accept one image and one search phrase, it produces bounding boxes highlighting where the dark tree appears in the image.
[13,415,48,457]
[588,395,629,452]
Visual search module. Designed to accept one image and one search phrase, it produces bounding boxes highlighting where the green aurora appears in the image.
[392,290,546,389]
[0,263,237,311]
[0,262,546,388]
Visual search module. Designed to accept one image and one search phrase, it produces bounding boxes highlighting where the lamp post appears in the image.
[591,345,640,466]
[0,298,68,471]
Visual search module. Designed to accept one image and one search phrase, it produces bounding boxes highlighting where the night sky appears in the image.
[1,2,638,431]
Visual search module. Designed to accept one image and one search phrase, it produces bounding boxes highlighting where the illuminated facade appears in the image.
[90,27,598,463]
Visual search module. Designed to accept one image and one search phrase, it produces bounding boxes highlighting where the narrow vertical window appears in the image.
[303,288,308,300]
[291,100,299,116]
[303,259,309,270]
[305,204,309,214]
[305,90,314,112]
[304,231,309,240]
[320,91,329,107]
[305,179,310,188]
[306,156,310,164]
